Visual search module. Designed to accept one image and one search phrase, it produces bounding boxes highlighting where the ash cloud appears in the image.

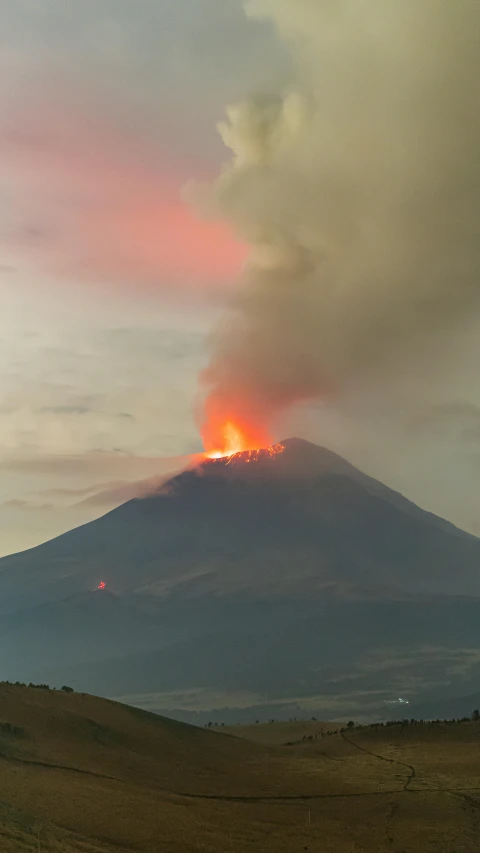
[197,0,480,439]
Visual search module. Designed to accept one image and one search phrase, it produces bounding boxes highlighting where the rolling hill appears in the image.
[0,683,479,852]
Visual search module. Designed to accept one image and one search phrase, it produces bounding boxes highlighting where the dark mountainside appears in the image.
[1,438,480,720]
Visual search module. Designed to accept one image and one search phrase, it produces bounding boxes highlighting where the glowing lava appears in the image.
[205,421,248,458]
[204,419,271,459]
[223,443,286,466]
[203,418,284,463]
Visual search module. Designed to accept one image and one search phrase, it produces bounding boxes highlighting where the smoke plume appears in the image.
[198,0,480,452]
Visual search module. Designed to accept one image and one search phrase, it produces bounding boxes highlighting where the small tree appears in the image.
[61,685,74,693]
[472,709,479,721]
[347,721,355,730]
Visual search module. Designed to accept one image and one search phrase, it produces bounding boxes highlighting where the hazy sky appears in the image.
[1,0,480,556]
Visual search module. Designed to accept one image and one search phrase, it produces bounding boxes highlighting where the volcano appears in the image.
[1,437,478,609]
[2,438,480,720]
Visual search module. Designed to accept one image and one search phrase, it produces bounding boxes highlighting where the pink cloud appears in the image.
[1,89,246,292]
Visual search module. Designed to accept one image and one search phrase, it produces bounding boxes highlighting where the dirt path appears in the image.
[0,752,121,782]
[340,732,416,790]
[176,785,480,804]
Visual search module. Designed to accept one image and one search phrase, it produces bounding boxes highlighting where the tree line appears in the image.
[205,711,480,732]
[1,681,74,693]
[320,711,480,737]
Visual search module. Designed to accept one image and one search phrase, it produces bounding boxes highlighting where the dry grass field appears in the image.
[224,719,339,745]
[0,683,479,852]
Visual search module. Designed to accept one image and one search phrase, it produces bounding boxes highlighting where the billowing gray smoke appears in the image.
[196,0,480,449]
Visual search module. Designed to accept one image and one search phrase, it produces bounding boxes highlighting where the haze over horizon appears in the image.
[2,0,480,557]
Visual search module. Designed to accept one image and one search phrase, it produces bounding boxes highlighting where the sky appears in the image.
[1,0,480,556]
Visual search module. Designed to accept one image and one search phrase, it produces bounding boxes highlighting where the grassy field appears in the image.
[224,719,340,745]
[0,683,479,852]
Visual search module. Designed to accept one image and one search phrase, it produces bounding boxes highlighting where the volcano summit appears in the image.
[1,438,480,721]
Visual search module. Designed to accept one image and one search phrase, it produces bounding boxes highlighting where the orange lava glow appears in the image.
[203,418,270,459]
[223,444,285,466]
[203,418,284,463]
[205,422,247,458]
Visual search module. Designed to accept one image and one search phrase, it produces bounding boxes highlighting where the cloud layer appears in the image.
[0,0,290,292]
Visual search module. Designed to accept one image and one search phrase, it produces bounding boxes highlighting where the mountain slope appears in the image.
[0,438,479,614]
[32,596,480,720]
[0,589,175,681]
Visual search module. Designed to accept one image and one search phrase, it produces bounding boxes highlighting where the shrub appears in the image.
[0,722,24,737]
